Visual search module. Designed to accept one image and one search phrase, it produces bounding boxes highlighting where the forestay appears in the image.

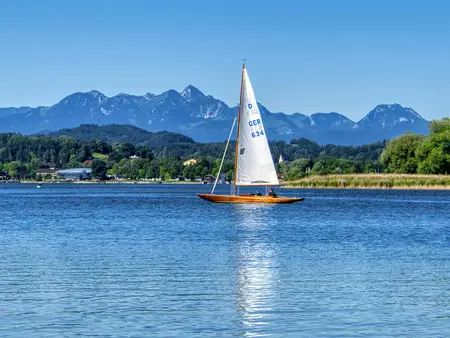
[236,69,279,186]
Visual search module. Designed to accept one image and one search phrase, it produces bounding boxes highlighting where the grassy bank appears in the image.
[282,174,450,190]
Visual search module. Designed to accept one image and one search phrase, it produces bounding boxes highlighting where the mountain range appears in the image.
[0,85,431,145]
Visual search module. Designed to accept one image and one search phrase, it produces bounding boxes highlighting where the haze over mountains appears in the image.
[0,85,430,145]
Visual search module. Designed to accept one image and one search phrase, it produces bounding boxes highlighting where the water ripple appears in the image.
[0,184,450,337]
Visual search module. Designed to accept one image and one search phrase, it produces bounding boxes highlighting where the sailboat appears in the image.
[197,63,304,204]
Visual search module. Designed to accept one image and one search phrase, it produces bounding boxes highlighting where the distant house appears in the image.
[36,168,59,179]
[149,177,164,181]
[202,175,216,184]
[57,168,92,180]
[183,159,198,166]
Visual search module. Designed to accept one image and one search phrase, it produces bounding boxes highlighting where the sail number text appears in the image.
[248,119,265,138]
[251,130,265,138]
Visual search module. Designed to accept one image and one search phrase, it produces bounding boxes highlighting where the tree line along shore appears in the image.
[0,118,448,189]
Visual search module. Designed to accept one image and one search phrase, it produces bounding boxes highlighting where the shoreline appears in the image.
[6,174,450,190]
[281,184,450,190]
[10,180,206,185]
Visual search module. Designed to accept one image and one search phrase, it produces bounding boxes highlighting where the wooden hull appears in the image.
[197,193,304,204]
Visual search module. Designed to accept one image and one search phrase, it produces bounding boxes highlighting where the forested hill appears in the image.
[44,124,195,147]
[0,119,447,181]
[0,122,388,181]
[38,123,386,161]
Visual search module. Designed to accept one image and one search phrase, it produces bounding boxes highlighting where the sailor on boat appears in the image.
[268,189,278,198]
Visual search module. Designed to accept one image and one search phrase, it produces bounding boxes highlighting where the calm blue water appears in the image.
[1,183,450,337]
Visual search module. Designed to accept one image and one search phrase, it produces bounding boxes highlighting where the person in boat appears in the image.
[268,189,278,197]
[248,191,262,197]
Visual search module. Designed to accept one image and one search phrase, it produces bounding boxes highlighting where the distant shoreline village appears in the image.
[8,173,450,190]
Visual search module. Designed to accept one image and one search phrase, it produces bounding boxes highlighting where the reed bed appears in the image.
[283,174,450,190]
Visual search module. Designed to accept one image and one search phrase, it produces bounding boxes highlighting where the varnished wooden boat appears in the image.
[197,193,304,204]
[197,63,304,205]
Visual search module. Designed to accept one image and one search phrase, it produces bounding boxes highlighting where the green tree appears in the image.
[91,159,107,180]
[148,161,160,178]
[416,120,450,174]
[380,133,425,173]
[5,161,27,179]
[200,167,209,177]
[429,117,450,135]
[160,165,168,178]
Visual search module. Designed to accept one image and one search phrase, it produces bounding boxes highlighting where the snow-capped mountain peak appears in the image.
[59,90,107,107]
[88,90,104,98]
[144,93,155,100]
[358,103,426,130]
[180,85,206,102]
[309,112,355,130]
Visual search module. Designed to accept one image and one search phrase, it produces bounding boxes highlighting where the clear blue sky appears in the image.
[1,0,449,120]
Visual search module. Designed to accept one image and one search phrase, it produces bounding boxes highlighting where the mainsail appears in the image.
[235,68,279,186]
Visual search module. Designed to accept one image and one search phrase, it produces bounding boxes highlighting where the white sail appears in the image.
[236,68,279,186]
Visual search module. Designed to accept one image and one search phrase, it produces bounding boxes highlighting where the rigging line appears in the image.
[268,140,280,162]
[212,125,235,182]
[211,117,237,195]
[268,139,284,172]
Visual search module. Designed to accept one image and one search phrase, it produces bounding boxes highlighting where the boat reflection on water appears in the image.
[233,204,279,336]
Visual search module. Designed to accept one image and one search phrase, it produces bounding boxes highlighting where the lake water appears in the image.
[1,183,450,337]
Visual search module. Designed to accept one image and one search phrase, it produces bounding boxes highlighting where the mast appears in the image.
[233,61,245,195]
